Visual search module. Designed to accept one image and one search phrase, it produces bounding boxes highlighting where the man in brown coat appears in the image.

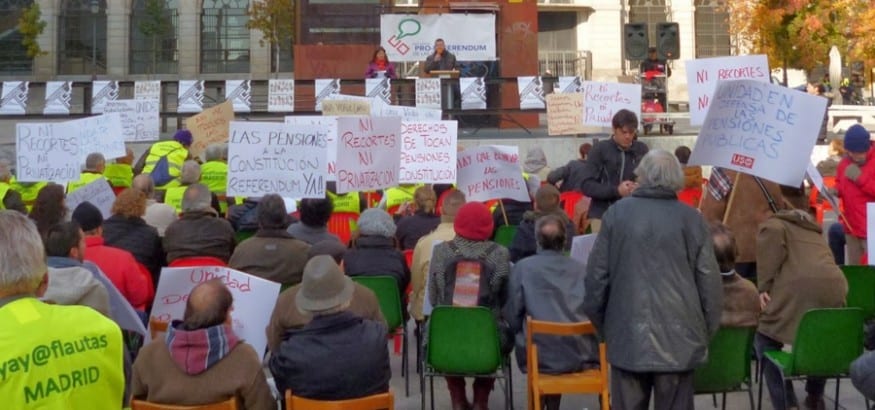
[163,183,235,263]
[132,279,274,409]
[710,222,759,328]
[755,209,848,410]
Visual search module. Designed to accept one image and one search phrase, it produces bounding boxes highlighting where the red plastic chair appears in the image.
[677,187,702,208]
[363,192,382,209]
[559,191,584,220]
[327,212,359,246]
[167,256,228,268]
[403,249,413,269]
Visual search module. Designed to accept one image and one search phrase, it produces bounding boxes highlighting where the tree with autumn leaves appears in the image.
[247,0,295,74]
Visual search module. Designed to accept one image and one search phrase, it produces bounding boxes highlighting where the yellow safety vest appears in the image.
[0,182,10,210]
[66,173,105,194]
[103,164,133,189]
[164,185,187,213]
[201,161,230,213]
[11,181,47,212]
[385,184,421,210]
[0,297,125,409]
[141,140,188,184]
[327,191,361,214]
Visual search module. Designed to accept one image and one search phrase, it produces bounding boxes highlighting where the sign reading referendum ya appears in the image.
[227,121,328,198]
[400,120,457,184]
[688,79,828,187]
[16,123,80,183]
[685,55,770,125]
[456,145,530,202]
[335,117,402,194]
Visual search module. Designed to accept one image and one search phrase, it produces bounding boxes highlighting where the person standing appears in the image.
[424,38,458,74]
[584,150,722,410]
[547,142,591,193]
[836,124,875,265]
[365,46,397,79]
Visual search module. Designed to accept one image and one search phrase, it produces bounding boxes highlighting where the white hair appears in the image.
[635,149,684,191]
[179,160,202,185]
[182,183,212,212]
[0,211,47,295]
[85,152,106,172]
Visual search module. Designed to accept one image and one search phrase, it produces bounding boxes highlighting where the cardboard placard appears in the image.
[685,55,770,125]
[186,100,234,158]
[104,99,161,142]
[15,123,80,183]
[400,120,457,184]
[335,117,402,194]
[456,145,529,202]
[581,81,641,127]
[546,93,586,136]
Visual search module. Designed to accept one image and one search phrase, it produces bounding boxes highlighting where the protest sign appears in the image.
[16,123,80,183]
[416,78,441,110]
[227,121,328,199]
[0,81,28,115]
[806,162,840,212]
[314,79,341,111]
[151,267,281,357]
[225,80,251,113]
[569,234,597,266]
[517,76,545,110]
[322,98,371,116]
[44,81,71,115]
[381,14,496,62]
[335,116,402,194]
[186,100,234,158]
[557,76,583,93]
[461,77,487,110]
[366,78,392,105]
[546,93,586,136]
[104,99,160,142]
[268,79,295,112]
[378,104,442,120]
[64,114,126,162]
[581,81,641,127]
[689,79,828,187]
[178,80,204,113]
[65,177,115,219]
[286,116,338,180]
[91,266,148,338]
[134,81,161,101]
[685,55,770,125]
[91,81,119,114]
[400,120,457,184]
[456,145,529,202]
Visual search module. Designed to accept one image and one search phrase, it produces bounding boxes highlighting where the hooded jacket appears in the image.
[837,147,875,238]
[508,209,576,263]
[83,236,153,311]
[229,228,311,286]
[44,265,111,316]
[163,210,236,263]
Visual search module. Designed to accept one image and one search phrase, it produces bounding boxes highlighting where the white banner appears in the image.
[268,79,295,112]
[400,120,457,184]
[104,99,160,142]
[381,14,496,62]
[44,81,71,115]
[225,80,251,113]
[314,79,341,112]
[134,81,161,101]
[685,55,770,125]
[378,104,442,121]
[91,81,119,114]
[688,79,828,186]
[366,78,392,105]
[581,81,642,127]
[517,76,545,110]
[461,77,487,110]
[456,145,529,202]
[178,80,204,113]
[65,177,114,219]
[0,81,28,115]
[416,78,441,110]
[15,123,80,183]
[286,116,338,180]
[151,267,280,359]
[335,117,402,194]
[64,114,127,162]
[557,76,583,94]
[227,121,328,198]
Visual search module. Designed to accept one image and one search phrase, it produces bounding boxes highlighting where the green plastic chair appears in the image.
[234,230,256,244]
[350,275,409,397]
[841,265,875,319]
[421,306,512,410]
[693,327,755,409]
[757,308,865,410]
[493,225,517,247]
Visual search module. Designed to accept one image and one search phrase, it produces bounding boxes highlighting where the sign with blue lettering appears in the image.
[380,14,496,62]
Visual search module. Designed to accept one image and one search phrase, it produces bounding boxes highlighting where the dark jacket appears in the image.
[229,229,311,286]
[163,210,236,264]
[505,250,599,373]
[102,214,166,284]
[492,199,532,232]
[584,186,722,372]
[343,235,410,301]
[852,350,875,400]
[227,199,260,232]
[268,311,390,401]
[424,50,458,73]
[286,222,341,245]
[547,159,588,193]
[395,212,441,250]
[509,210,575,263]
[2,188,26,214]
[580,138,648,219]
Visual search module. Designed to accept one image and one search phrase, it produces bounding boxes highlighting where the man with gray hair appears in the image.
[0,211,125,408]
[67,152,111,194]
[584,149,722,410]
[163,160,203,213]
[201,143,234,215]
[133,174,177,236]
[0,158,26,213]
[163,183,235,264]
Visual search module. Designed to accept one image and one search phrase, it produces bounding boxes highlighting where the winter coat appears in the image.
[395,211,441,250]
[410,222,455,321]
[163,210,236,264]
[102,214,166,285]
[344,235,410,301]
[837,148,875,238]
[509,209,575,263]
[286,222,342,245]
[228,199,260,232]
[84,236,153,311]
[579,138,648,219]
[852,350,875,400]
[44,265,111,317]
[229,228,311,286]
[720,272,761,328]
[584,186,722,372]
[547,159,588,193]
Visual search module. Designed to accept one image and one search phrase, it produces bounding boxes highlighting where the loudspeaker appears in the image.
[623,23,649,61]
[656,22,680,60]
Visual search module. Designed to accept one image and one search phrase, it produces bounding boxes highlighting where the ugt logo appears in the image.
[730,153,755,169]
[387,18,420,55]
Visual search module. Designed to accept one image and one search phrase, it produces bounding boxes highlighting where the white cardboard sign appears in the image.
[91,81,119,114]
[65,177,115,219]
[225,80,251,113]
[581,81,641,127]
[685,55,770,125]
[63,114,127,162]
[15,123,80,183]
[268,79,295,112]
[517,76,545,110]
[104,99,161,142]
[456,145,530,202]
[400,120,457,184]
[177,80,204,113]
[335,116,402,194]
[416,78,441,110]
[44,81,72,115]
[285,116,338,181]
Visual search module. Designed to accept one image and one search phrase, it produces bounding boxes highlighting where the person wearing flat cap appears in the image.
[836,123,875,265]
[269,255,390,401]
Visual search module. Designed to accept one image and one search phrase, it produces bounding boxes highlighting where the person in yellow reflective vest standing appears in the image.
[0,211,125,409]
[67,153,111,194]
[10,180,47,213]
[0,159,26,213]
[135,129,192,188]
[326,181,365,215]
[200,144,234,215]
[104,148,134,190]
[382,183,422,215]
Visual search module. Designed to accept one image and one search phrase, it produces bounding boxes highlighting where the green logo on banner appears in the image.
[396,19,421,40]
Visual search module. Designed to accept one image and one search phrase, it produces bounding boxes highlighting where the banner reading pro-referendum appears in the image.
[381,14,496,62]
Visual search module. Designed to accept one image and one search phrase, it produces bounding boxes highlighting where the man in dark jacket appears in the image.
[584,149,722,410]
[547,143,591,193]
[269,255,390,401]
[579,109,648,233]
[163,183,235,264]
[509,185,575,263]
[286,198,342,245]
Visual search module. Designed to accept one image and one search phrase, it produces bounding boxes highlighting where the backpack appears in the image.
[150,146,182,187]
[443,241,498,308]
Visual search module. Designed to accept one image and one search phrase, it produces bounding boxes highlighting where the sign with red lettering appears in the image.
[286,116,338,181]
[150,267,280,357]
[581,81,641,127]
[685,55,770,125]
[689,79,827,186]
[335,116,402,194]
[400,120,457,184]
[456,145,530,202]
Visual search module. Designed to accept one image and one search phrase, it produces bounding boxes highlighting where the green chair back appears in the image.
[351,276,403,330]
[842,265,875,319]
[427,306,501,374]
[790,308,864,376]
[234,230,256,244]
[693,327,755,393]
[493,225,517,247]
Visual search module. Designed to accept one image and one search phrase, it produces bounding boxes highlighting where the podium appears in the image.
[425,70,461,110]
[428,70,460,79]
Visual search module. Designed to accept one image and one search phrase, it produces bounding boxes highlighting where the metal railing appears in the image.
[538,50,591,79]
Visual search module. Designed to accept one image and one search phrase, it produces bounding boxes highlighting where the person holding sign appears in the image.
[67,152,111,194]
[365,46,397,79]
[836,124,875,265]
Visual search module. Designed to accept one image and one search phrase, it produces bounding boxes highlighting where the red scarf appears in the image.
[375,60,388,70]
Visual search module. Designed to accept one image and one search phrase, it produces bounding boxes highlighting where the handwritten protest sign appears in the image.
[581,81,641,127]
[416,78,441,110]
[134,81,161,101]
[689,79,828,186]
[378,104,442,120]
[806,162,840,212]
[456,145,529,202]
[286,116,338,180]
[685,55,770,125]
[227,121,327,199]
[65,177,115,219]
[151,267,281,357]
[268,79,295,112]
[400,120,457,184]
[186,100,234,158]
[104,99,160,141]
[546,93,586,136]
[62,114,126,162]
[335,117,402,194]
[322,98,371,116]
[16,123,80,183]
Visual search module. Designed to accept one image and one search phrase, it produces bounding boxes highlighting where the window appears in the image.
[58,0,107,75]
[201,0,249,74]
[0,0,34,75]
[130,0,179,74]
[694,0,730,58]
[628,0,668,47]
[298,0,382,45]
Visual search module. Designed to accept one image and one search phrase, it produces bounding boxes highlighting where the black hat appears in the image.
[71,202,103,232]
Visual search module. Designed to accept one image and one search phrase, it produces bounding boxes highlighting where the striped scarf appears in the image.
[166,320,240,375]
[707,167,734,201]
